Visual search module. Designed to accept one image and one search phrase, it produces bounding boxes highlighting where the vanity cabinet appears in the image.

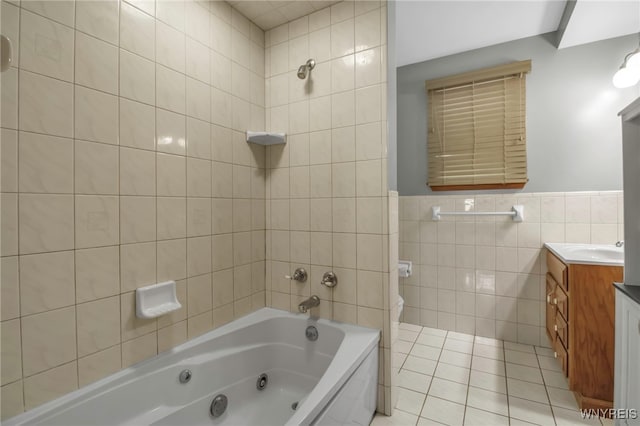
[614,289,640,425]
[546,251,623,411]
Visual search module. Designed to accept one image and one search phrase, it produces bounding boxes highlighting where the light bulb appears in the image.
[613,65,640,88]
[626,51,640,72]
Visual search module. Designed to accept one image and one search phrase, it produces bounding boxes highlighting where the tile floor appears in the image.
[371,323,614,426]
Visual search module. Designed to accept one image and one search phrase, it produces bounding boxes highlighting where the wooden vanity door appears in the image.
[569,264,623,408]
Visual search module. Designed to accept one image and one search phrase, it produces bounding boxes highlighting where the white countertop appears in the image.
[544,243,624,266]
[544,243,624,267]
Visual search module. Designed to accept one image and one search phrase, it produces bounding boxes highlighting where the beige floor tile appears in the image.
[508,396,555,425]
[471,356,505,376]
[396,387,427,416]
[399,370,432,394]
[404,355,438,376]
[434,363,470,385]
[469,370,507,394]
[466,387,508,416]
[599,417,614,426]
[474,336,503,347]
[505,349,539,367]
[473,343,504,360]
[400,329,420,342]
[427,378,468,405]
[447,331,475,342]
[417,417,448,426]
[534,346,555,357]
[394,325,582,426]
[506,363,543,384]
[372,409,419,426]
[504,341,535,353]
[541,368,569,390]
[439,350,472,368]
[547,387,579,410]
[411,343,442,361]
[509,418,543,426]
[421,327,448,337]
[400,323,423,333]
[506,378,548,404]
[443,339,473,354]
[398,340,414,354]
[538,355,563,372]
[420,396,465,426]
[417,334,445,348]
[463,407,509,426]
[552,406,601,426]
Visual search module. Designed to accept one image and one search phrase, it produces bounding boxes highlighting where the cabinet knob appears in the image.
[553,298,558,305]
[546,295,550,304]
[554,324,558,332]
[554,351,558,359]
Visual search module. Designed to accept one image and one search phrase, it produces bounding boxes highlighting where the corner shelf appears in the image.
[246,131,286,145]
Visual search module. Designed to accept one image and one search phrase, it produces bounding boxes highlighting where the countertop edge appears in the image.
[613,283,640,306]
[544,243,624,267]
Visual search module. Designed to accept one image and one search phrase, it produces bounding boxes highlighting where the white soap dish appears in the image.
[136,281,182,319]
[246,131,286,145]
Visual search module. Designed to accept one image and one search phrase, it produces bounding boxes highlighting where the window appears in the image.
[426,60,531,191]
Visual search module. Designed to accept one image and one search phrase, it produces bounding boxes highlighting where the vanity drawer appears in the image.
[554,338,569,377]
[555,311,569,349]
[554,279,569,321]
[547,252,568,291]
[546,277,556,339]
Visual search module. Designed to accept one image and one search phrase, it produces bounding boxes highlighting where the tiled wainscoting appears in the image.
[398,191,624,346]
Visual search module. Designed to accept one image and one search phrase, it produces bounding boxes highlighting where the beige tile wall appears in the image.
[0,0,267,418]
[261,1,396,414]
[398,191,624,348]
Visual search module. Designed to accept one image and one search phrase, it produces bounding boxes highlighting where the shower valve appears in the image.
[285,268,308,283]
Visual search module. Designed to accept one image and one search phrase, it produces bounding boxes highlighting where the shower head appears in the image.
[297,65,308,79]
[297,59,316,79]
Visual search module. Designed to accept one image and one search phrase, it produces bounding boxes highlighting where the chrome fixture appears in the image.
[210,394,228,417]
[298,295,320,313]
[178,369,192,384]
[616,241,625,247]
[305,325,319,341]
[297,59,316,79]
[285,268,307,283]
[613,34,640,88]
[320,271,338,288]
[256,373,268,390]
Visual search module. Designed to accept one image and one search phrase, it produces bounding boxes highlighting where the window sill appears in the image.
[428,183,527,191]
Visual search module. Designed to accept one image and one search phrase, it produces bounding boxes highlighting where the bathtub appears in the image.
[5,308,380,426]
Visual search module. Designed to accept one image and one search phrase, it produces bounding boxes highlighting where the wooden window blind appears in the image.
[426,60,531,191]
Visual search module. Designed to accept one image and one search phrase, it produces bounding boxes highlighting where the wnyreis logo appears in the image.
[580,409,638,420]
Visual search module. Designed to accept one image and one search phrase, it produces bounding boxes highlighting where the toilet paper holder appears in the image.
[398,260,412,278]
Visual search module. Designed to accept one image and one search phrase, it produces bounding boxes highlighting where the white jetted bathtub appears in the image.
[5,308,380,426]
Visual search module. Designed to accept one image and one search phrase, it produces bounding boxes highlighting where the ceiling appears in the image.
[229,0,340,30]
[395,1,567,67]
[234,0,640,62]
[396,0,640,68]
[558,0,640,49]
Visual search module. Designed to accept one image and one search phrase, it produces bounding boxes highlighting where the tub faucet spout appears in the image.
[298,295,320,313]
